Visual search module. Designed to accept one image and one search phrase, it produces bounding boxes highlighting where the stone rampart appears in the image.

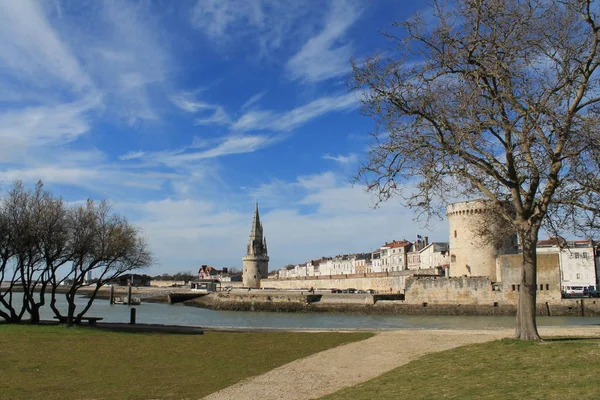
[496,253,562,303]
[404,276,500,305]
[262,268,441,293]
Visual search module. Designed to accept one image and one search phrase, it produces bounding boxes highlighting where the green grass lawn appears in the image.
[0,325,372,400]
[323,337,600,400]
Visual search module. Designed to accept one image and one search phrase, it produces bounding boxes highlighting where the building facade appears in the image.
[407,242,450,271]
[537,238,598,291]
[379,240,412,272]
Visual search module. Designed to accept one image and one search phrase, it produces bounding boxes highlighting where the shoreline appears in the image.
[182,291,600,317]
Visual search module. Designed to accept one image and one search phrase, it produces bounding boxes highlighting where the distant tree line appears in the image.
[0,181,153,325]
[153,272,197,282]
[150,268,241,282]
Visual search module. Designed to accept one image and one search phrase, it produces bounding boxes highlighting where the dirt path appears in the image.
[203,326,600,400]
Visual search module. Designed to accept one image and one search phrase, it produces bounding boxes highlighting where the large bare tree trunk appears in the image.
[515,230,541,340]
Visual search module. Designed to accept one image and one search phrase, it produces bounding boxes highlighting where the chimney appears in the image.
[424,236,429,246]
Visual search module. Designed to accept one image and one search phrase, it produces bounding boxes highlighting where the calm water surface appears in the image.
[3,296,600,330]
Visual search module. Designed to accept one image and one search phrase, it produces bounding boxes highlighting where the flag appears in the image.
[416,234,423,242]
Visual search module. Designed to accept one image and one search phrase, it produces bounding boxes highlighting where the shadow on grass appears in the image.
[542,336,600,342]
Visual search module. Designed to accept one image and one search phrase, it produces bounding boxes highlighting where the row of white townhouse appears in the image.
[273,237,450,279]
[272,236,600,291]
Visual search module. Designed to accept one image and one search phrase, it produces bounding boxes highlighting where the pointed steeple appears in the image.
[249,201,263,240]
[246,201,267,257]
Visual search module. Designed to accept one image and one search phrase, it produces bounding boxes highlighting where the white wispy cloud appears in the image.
[61,0,172,125]
[0,163,180,198]
[0,0,92,92]
[190,0,317,55]
[233,91,361,132]
[171,92,214,113]
[171,91,231,126]
[231,110,274,131]
[323,153,359,164]
[195,107,231,126]
[286,0,362,83]
[0,95,101,146]
[123,90,361,167]
[241,91,267,110]
[157,134,279,166]
[119,151,146,161]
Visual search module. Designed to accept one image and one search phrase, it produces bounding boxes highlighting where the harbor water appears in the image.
[2,295,600,330]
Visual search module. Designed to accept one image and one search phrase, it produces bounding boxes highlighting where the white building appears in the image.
[379,240,413,272]
[353,253,371,274]
[407,242,450,270]
[371,250,382,272]
[537,238,598,291]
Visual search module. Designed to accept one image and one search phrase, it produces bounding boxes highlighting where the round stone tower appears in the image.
[446,200,516,279]
[242,202,269,288]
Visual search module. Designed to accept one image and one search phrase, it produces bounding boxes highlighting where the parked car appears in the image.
[331,289,342,293]
[347,288,357,294]
[587,287,600,298]
[563,286,586,298]
[356,289,366,294]
[366,289,375,294]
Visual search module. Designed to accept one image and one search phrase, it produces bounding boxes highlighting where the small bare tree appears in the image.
[352,0,600,339]
[0,180,152,325]
[0,190,22,323]
[53,200,153,324]
[0,182,71,323]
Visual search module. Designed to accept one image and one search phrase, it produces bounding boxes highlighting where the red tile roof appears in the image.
[381,240,412,248]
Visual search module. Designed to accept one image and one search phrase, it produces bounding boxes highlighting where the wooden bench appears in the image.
[80,317,103,325]
[53,316,103,325]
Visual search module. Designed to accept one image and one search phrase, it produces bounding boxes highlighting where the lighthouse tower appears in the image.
[242,202,269,288]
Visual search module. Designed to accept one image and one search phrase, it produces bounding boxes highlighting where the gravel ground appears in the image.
[203,325,600,400]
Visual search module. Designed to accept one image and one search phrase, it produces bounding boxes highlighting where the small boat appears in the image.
[112,296,141,305]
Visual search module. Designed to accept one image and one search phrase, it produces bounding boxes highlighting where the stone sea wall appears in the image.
[185,291,600,317]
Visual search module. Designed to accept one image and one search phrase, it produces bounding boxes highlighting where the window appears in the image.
[575,253,580,259]
[546,284,549,290]
[512,284,516,291]
[454,230,457,238]
[540,284,543,291]
[577,273,582,280]
[582,252,588,259]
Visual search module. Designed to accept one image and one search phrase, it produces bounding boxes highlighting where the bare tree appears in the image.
[0,180,152,325]
[54,200,153,324]
[3,182,46,323]
[351,0,600,339]
[0,188,22,323]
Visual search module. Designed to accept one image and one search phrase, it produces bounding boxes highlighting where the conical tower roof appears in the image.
[249,201,263,239]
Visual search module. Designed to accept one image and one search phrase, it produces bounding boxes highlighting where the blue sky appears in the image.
[0,0,448,275]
